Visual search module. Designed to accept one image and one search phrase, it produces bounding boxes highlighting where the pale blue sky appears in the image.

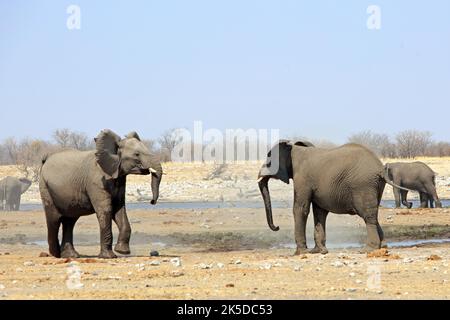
[1,0,449,143]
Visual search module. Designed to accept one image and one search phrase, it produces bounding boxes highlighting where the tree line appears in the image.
[0,128,449,181]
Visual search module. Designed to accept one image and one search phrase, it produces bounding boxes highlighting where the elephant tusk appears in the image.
[150,168,157,174]
[257,177,264,183]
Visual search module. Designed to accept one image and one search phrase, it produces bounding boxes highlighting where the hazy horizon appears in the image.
[1,1,449,143]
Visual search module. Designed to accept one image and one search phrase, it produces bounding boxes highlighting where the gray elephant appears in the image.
[258,141,410,254]
[39,129,163,259]
[385,162,442,208]
[0,177,32,211]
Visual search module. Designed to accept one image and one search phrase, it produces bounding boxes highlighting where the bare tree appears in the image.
[2,137,19,164]
[53,128,91,150]
[395,130,432,158]
[53,129,71,148]
[347,130,393,157]
[158,128,183,162]
[16,139,53,182]
[425,141,450,157]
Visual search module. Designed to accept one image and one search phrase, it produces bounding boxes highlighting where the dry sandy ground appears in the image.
[0,206,449,299]
[1,157,449,204]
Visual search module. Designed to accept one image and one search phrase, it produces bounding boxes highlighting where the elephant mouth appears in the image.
[129,167,150,175]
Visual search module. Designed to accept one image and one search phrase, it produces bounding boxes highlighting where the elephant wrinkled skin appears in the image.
[39,129,163,259]
[258,141,410,255]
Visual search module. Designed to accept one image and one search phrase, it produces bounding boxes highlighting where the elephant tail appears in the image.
[382,164,415,192]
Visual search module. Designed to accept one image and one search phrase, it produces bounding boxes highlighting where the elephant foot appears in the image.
[114,242,131,255]
[406,203,413,209]
[98,249,117,259]
[293,247,308,256]
[309,246,328,254]
[61,246,80,259]
[435,202,442,208]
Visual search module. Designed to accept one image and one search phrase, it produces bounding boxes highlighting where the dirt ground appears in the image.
[0,206,449,299]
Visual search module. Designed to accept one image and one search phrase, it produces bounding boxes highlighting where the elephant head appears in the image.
[257,140,314,231]
[95,129,163,205]
[19,178,32,194]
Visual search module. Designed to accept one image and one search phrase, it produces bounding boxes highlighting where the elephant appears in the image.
[39,129,163,259]
[385,162,442,209]
[257,141,411,254]
[0,177,32,211]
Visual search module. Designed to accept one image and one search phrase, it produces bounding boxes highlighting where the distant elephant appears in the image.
[39,129,163,259]
[0,177,32,211]
[385,162,442,209]
[258,141,411,254]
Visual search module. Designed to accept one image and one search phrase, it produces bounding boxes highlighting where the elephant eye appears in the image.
[134,152,140,157]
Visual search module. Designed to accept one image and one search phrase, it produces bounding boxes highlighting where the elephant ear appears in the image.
[95,129,122,179]
[19,178,31,193]
[260,140,293,184]
[125,131,141,141]
[289,140,315,147]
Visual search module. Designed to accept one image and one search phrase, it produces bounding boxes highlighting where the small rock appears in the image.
[150,250,159,257]
[355,280,363,284]
[107,276,122,280]
[170,258,182,267]
[199,263,212,269]
[234,259,242,265]
[294,266,301,272]
[149,260,161,266]
[23,261,34,267]
[260,263,272,270]
[402,258,414,263]
[0,284,5,290]
[346,288,357,293]
[217,263,224,269]
[331,261,344,268]
[349,272,356,277]
[171,270,184,277]
[39,252,50,257]
[316,267,321,271]
[225,283,235,288]
[427,254,442,261]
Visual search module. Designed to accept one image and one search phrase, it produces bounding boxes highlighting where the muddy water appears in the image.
[14,199,450,212]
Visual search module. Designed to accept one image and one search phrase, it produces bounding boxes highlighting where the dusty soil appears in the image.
[0,207,449,299]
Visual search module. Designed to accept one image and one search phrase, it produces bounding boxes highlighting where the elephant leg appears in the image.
[377,223,387,248]
[400,190,412,209]
[14,197,20,211]
[424,183,442,208]
[393,187,401,208]
[292,192,311,255]
[92,199,117,259]
[429,196,435,209]
[355,198,381,252]
[310,204,328,254]
[61,217,80,258]
[113,205,131,255]
[419,192,429,208]
[45,209,62,258]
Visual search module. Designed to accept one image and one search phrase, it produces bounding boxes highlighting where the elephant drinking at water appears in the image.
[39,129,163,259]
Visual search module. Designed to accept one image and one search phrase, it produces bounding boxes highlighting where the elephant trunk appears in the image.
[142,155,163,205]
[258,176,279,231]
